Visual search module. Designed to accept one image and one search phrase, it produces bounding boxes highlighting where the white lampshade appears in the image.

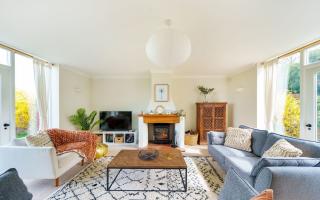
[146,23,191,68]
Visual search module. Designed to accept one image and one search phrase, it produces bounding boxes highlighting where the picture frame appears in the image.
[154,84,169,102]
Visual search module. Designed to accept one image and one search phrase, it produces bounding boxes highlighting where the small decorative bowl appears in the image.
[138,150,159,160]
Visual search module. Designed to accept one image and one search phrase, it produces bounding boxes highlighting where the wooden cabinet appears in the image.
[196,102,227,144]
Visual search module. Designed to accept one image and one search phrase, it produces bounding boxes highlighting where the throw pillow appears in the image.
[250,189,273,200]
[0,168,33,200]
[251,157,320,176]
[262,139,303,158]
[25,130,54,147]
[224,127,252,152]
[210,131,225,145]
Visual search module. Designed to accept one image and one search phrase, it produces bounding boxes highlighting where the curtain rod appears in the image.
[264,39,320,63]
[0,43,50,64]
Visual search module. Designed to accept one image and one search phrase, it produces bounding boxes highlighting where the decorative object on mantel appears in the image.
[155,105,165,114]
[69,108,102,131]
[145,19,191,69]
[154,84,169,102]
[184,130,198,146]
[197,86,215,102]
[138,149,159,160]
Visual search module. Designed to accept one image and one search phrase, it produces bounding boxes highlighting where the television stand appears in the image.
[93,130,137,146]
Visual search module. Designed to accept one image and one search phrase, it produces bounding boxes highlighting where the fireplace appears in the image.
[148,123,174,144]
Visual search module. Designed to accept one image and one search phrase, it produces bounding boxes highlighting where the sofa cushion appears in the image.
[261,133,320,158]
[58,152,82,168]
[251,157,320,176]
[239,125,268,157]
[224,127,253,152]
[225,156,260,185]
[262,139,303,158]
[208,145,256,171]
[25,131,54,147]
[0,168,33,200]
[209,131,225,145]
[219,168,258,200]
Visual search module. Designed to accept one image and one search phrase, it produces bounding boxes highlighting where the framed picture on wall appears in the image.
[154,84,169,102]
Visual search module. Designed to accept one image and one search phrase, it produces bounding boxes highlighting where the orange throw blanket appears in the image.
[47,129,97,162]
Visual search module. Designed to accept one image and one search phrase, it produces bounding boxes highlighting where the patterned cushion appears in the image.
[224,127,252,152]
[262,139,302,158]
[250,189,273,200]
[25,130,54,147]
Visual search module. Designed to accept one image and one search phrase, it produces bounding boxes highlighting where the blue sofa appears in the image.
[208,125,320,200]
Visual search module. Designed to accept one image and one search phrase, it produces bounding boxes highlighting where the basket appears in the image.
[184,134,198,145]
[114,136,124,143]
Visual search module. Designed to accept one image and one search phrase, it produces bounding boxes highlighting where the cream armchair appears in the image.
[0,139,83,186]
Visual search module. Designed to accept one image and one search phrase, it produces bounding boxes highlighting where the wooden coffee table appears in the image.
[107,149,187,192]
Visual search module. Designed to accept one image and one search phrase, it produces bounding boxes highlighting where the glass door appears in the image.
[301,64,320,141]
[0,48,14,145]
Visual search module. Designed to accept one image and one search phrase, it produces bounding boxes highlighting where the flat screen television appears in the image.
[99,111,132,131]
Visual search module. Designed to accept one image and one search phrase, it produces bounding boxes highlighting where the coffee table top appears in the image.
[108,149,187,169]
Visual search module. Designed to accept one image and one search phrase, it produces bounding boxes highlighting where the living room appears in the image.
[0,1,320,200]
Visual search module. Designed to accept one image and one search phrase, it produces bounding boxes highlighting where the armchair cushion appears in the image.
[251,157,320,176]
[25,131,54,147]
[0,168,33,200]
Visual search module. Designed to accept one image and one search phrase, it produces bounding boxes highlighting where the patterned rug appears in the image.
[48,157,223,200]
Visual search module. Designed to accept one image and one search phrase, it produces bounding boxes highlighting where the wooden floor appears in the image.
[24,144,210,200]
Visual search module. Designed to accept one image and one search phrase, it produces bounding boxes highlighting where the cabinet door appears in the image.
[200,105,214,143]
[213,104,226,131]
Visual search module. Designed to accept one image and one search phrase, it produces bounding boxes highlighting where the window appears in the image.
[305,44,320,65]
[279,53,301,138]
[15,54,39,138]
[0,48,11,66]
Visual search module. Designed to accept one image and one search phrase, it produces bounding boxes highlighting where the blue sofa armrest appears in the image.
[219,168,258,200]
[255,167,320,200]
[207,131,225,145]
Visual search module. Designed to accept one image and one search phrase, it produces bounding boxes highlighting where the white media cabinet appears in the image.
[94,131,137,145]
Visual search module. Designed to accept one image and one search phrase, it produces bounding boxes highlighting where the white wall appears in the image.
[89,76,228,131]
[58,68,256,131]
[59,67,92,130]
[227,67,257,127]
[172,76,228,130]
[91,78,150,130]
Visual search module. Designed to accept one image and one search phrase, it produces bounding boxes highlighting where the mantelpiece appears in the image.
[138,114,180,124]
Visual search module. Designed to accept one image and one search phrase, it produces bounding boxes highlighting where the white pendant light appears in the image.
[146,19,191,68]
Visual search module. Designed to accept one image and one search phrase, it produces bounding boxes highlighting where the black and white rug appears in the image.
[48,157,223,200]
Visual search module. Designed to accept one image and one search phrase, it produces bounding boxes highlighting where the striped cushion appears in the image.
[262,139,302,158]
[224,127,252,152]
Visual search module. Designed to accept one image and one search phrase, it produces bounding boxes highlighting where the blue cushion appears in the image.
[261,133,320,158]
[0,168,32,200]
[225,156,260,185]
[208,145,256,172]
[219,168,258,200]
[211,131,225,145]
[239,125,268,157]
[251,157,320,176]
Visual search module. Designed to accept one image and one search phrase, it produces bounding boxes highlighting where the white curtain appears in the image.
[33,59,52,131]
[264,59,289,133]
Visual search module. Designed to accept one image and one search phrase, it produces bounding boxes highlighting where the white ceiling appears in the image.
[1,0,320,77]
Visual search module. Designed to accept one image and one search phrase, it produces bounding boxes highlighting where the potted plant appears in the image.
[184,130,198,146]
[197,85,214,102]
[69,108,101,131]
